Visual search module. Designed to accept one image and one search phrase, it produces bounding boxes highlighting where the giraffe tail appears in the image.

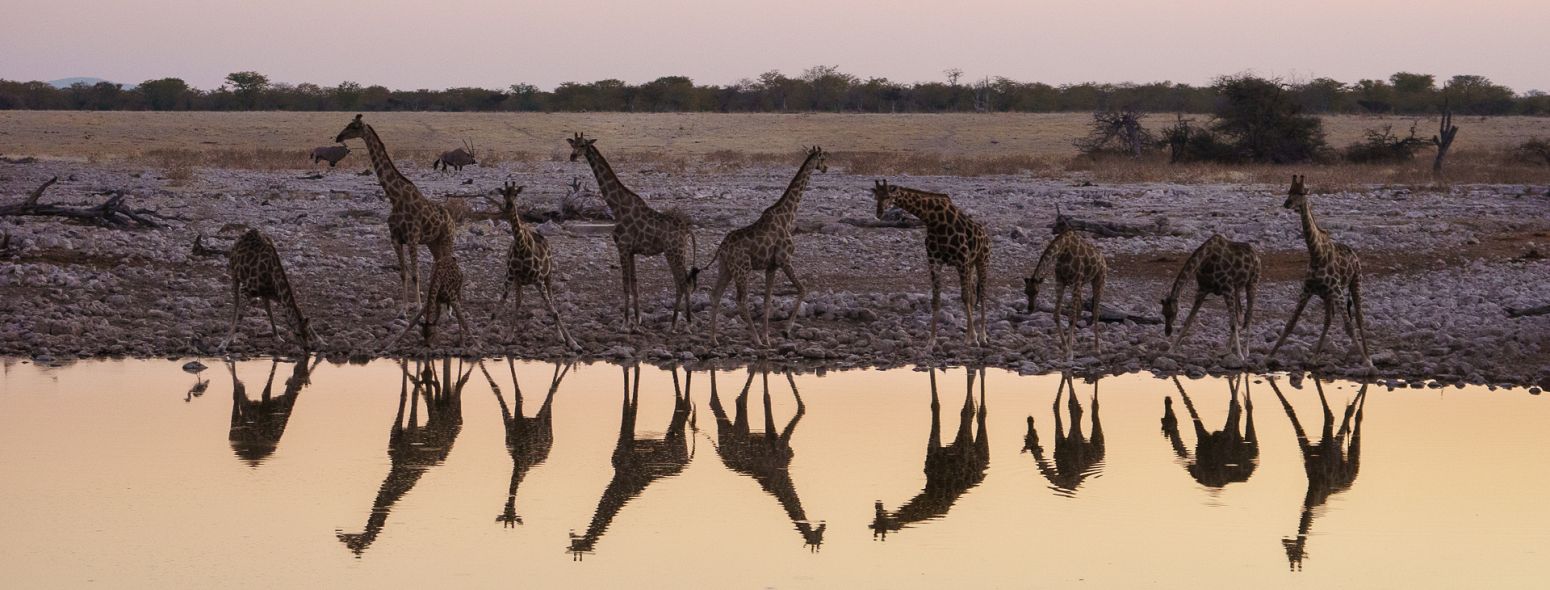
[686,230,702,289]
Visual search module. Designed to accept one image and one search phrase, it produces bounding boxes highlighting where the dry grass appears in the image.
[4,111,1548,185]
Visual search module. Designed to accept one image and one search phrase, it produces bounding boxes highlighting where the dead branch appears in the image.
[839,216,924,229]
[25,176,58,206]
[191,234,229,257]
[1028,299,1161,325]
[1048,213,1173,238]
[1,188,168,229]
[1506,304,1550,318]
[1432,104,1459,174]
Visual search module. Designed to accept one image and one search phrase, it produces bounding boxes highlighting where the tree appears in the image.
[224,71,270,108]
[138,77,190,110]
[1443,74,1514,115]
[1209,75,1327,163]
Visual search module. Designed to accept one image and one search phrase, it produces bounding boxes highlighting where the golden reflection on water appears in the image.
[0,358,1547,588]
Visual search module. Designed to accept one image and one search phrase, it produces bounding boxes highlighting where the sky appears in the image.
[2,0,1547,92]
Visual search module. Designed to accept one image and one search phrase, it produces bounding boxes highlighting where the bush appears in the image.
[1209,75,1328,163]
[1517,138,1550,167]
[1161,116,1239,163]
[1344,123,1432,163]
[1073,109,1156,157]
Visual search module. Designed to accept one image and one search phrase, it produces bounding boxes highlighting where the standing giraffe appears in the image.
[705,147,827,346]
[479,359,571,528]
[1267,375,1368,571]
[567,133,699,333]
[708,367,827,549]
[1269,175,1374,368]
[1025,210,1107,359]
[871,367,989,539]
[387,253,471,349]
[870,180,990,352]
[1162,234,1261,359]
[486,182,579,351]
[219,228,322,351]
[335,114,457,306]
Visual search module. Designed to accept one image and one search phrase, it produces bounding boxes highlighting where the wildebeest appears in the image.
[433,140,477,172]
[309,144,351,167]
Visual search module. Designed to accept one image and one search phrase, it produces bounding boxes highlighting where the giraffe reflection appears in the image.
[227,354,321,467]
[1024,373,1105,496]
[1160,373,1259,488]
[871,367,989,539]
[1269,375,1368,571]
[479,359,572,528]
[708,367,826,550]
[568,364,695,559]
[337,356,470,556]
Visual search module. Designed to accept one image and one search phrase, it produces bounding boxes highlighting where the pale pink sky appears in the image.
[2,0,1546,91]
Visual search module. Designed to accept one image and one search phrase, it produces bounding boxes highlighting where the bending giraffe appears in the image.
[870,180,990,352]
[386,253,471,349]
[485,182,579,351]
[1160,373,1259,488]
[479,359,571,528]
[1267,374,1368,571]
[567,133,699,333]
[219,228,322,352]
[226,354,322,467]
[871,367,989,539]
[1162,234,1261,359]
[705,147,827,347]
[335,114,457,307]
[1270,175,1374,369]
[1024,373,1105,496]
[1025,210,1107,360]
[707,367,826,549]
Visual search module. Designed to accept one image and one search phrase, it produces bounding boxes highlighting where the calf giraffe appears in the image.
[335,114,457,306]
[706,147,827,346]
[1025,211,1107,360]
[387,253,470,349]
[870,180,990,352]
[220,229,321,351]
[1163,234,1261,359]
[487,182,579,351]
[1270,175,1374,368]
[568,133,698,333]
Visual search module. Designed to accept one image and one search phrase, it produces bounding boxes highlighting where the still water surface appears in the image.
[0,358,1545,588]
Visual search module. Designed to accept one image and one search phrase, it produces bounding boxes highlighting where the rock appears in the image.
[181,360,208,373]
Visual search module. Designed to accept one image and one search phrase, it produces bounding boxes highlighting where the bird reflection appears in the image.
[1269,375,1368,571]
[568,364,695,559]
[480,359,571,528]
[227,354,321,467]
[1024,373,1105,496]
[337,356,470,556]
[871,367,989,540]
[708,366,826,550]
[1160,373,1259,488]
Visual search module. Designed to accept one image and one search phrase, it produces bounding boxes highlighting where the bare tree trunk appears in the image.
[1432,107,1458,174]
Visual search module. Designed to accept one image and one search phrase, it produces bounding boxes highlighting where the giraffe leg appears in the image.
[975,259,989,344]
[408,242,423,309]
[452,301,470,348]
[735,275,755,340]
[264,299,279,342]
[1312,296,1336,362]
[540,282,580,351]
[779,263,806,339]
[1090,273,1105,354]
[617,250,635,333]
[927,261,942,353]
[386,302,429,351]
[1350,277,1374,369]
[1243,280,1257,357]
[1051,284,1066,356]
[220,282,244,352]
[1225,290,1242,360]
[1268,291,1312,362]
[1171,291,1207,351]
[708,268,733,346]
[1067,282,1084,361]
[760,267,777,347]
[498,281,516,343]
[957,265,977,347]
[394,241,411,307]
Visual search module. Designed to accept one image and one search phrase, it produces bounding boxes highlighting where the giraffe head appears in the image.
[1283,174,1308,210]
[566,132,596,162]
[489,181,524,221]
[1052,203,1073,235]
[871,179,898,219]
[1160,294,1179,336]
[807,146,828,173]
[1023,276,1043,314]
[334,114,366,144]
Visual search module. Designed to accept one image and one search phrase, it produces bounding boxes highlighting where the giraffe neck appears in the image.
[763,153,819,228]
[1297,202,1331,262]
[270,262,309,336]
[360,124,415,206]
[1168,238,1212,301]
[890,189,952,228]
[581,146,648,217]
[1031,232,1072,281]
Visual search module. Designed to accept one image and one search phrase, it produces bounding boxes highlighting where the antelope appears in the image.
[309,144,351,167]
[433,140,477,172]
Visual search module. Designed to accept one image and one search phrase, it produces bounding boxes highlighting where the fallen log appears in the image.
[1049,213,1172,238]
[839,216,924,229]
[1506,304,1550,318]
[1028,299,1161,325]
[2,177,171,229]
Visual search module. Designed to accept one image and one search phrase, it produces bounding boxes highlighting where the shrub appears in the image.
[1073,109,1156,157]
[1344,123,1432,163]
[1209,75,1328,163]
[1517,138,1550,167]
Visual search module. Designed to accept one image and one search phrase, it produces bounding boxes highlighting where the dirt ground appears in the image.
[2,132,1547,387]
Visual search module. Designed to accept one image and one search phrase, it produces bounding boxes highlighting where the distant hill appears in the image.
[48,77,112,88]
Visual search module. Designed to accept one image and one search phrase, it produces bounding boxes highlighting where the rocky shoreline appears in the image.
[1,159,1547,388]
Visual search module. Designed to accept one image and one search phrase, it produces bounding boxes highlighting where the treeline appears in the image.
[2,67,1547,116]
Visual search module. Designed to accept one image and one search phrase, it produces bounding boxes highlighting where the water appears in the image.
[0,358,1545,588]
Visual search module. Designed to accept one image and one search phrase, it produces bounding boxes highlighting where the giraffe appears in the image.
[335,114,457,306]
[568,364,695,559]
[386,253,471,349]
[870,180,990,352]
[1025,209,1108,360]
[707,367,826,549]
[1160,373,1259,488]
[486,182,579,351]
[1270,175,1374,369]
[226,354,322,467]
[871,367,989,540]
[705,147,827,347]
[1267,375,1368,571]
[338,356,470,556]
[1024,373,1105,496]
[219,228,322,352]
[479,359,571,528]
[567,133,699,333]
[1162,234,1262,359]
